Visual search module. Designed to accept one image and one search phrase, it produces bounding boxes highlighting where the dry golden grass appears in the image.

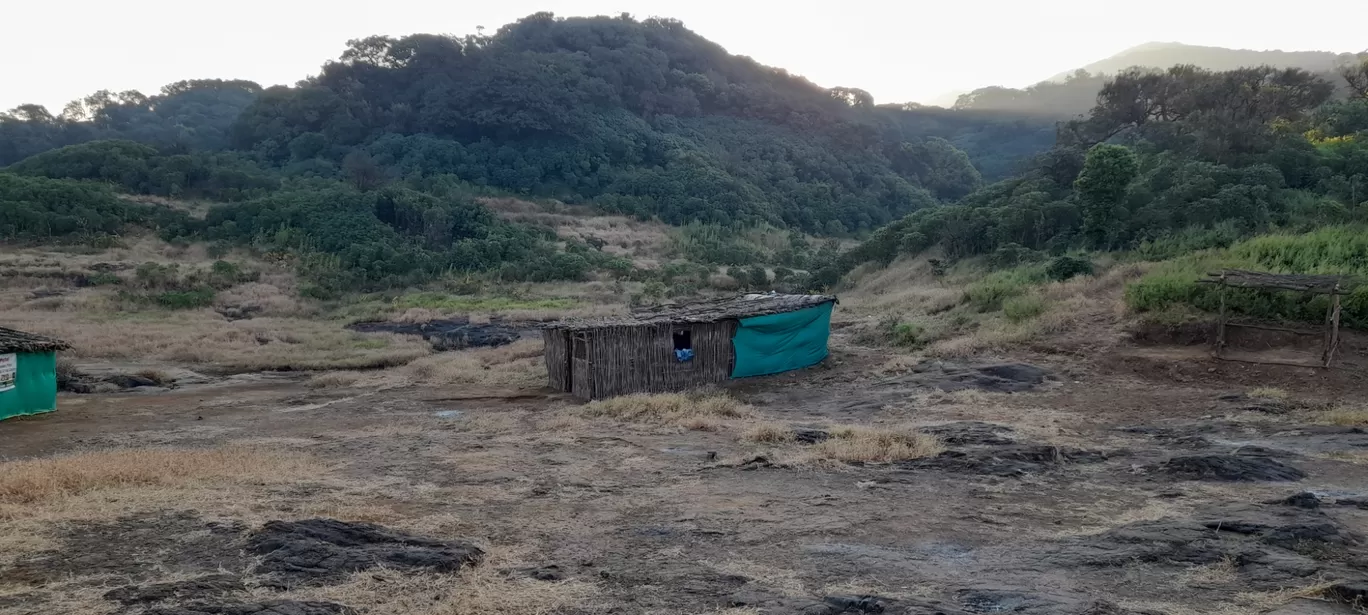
[1183,556,1240,586]
[1320,406,1368,426]
[708,559,807,597]
[802,425,944,464]
[741,421,797,443]
[0,446,321,512]
[577,392,754,426]
[276,546,600,615]
[1249,387,1290,400]
[1322,450,1368,464]
[215,279,311,317]
[9,310,431,371]
[311,338,546,391]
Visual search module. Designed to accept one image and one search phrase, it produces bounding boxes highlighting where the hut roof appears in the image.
[546,293,837,330]
[0,326,71,353]
[1199,270,1352,294]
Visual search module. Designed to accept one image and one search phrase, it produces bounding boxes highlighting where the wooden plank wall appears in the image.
[542,330,570,392]
[585,320,737,399]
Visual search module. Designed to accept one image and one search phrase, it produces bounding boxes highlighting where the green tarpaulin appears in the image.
[0,351,58,421]
[730,302,833,378]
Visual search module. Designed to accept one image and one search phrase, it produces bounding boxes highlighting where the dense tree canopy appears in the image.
[842,63,1368,277]
[2,14,1059,235]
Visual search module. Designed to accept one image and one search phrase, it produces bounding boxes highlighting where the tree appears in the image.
[1073,144,1137,248]
[1341,57,1368,98]
[343,150,386,192]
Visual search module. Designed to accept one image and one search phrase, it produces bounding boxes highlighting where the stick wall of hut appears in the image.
[543,330,570,392]
[585,320,737,399]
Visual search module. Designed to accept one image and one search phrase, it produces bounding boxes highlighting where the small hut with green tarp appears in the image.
[0,326,70,420]
[541,293,836,400]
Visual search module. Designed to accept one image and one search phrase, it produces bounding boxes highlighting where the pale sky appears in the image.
[3,0,1365,113]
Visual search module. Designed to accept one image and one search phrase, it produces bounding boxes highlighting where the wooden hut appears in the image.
[0,326,71,420]
[542,293,837,400]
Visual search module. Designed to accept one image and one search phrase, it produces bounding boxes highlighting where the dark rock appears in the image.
[975,363,1050,385]
[901,445,1107,477]
[348,319,524,351]
[148,600,354,615]
[1327,582,1368,607]
[919,422,1015,445]
[1050,503,1362,590]
[1155,454,1306,482]
[1273,492,1322,509]
[793,428,832,444]
[1336,498,1368,510]
[1079,601,1165,615]
[956,589,1061,613]
[514,565,565,581]
[246,518,483,587]
[1239,402,1291,415]
[104,374,159,389]
[104,574,245,605]
[879,362,1052,394]
[820,595,887,613]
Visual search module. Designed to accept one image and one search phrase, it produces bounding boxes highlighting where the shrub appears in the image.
[965,277,1027,312]
[990,243,1039,269]
[891,322,924,347]
[153,287,217,309]
[1002,294,1047,323]
[1126,226,1368,327]
[1045,255,1094,281]
[807,426,944,463]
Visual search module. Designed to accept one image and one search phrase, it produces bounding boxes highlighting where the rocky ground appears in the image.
[2,339,1367,615]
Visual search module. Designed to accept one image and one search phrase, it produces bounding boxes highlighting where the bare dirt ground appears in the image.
[4,328,1368,615]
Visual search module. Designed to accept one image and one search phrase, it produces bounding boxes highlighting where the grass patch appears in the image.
[1126,226,1368,327]
[1320,406,1368,426]
[741,422,797,443]
[1002,294,1047,323]
[279,547,598,615]
[578,392,754,427]
[1248,387,1289,400]
[804,426,944,463]
[390,292,577,313]
[0,446,320,511]
[308,338,546,391]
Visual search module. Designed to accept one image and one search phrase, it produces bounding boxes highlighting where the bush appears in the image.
[990,243,1039,269]
[153,287,217,309]
[1045,255,1094,281]
[891,322,924,347]
[1002,294,1047,323]
[1125,226,1368,328]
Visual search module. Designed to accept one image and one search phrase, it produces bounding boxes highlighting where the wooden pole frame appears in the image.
[1204,271,1346,370]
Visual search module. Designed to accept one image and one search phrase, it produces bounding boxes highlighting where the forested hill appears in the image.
[955,43,1360,118]
[0,13,1055,235]
[844,60,1368,273]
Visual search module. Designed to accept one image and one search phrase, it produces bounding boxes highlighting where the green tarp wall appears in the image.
[730,302,833,378]
[0,351,58,421]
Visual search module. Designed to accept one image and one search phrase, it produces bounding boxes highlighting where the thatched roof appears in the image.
[1200,270,1351,294]
[546,293,837,330]
[0,326,71,353]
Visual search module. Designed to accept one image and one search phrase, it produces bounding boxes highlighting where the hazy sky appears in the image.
[4,0,1366,112]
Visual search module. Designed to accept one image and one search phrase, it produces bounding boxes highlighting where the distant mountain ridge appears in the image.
[956,41,1363,117]
[1049,41,1357,82]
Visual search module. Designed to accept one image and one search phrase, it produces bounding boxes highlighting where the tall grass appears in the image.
[1126,226,1368,326]
[963,264,1048,312]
